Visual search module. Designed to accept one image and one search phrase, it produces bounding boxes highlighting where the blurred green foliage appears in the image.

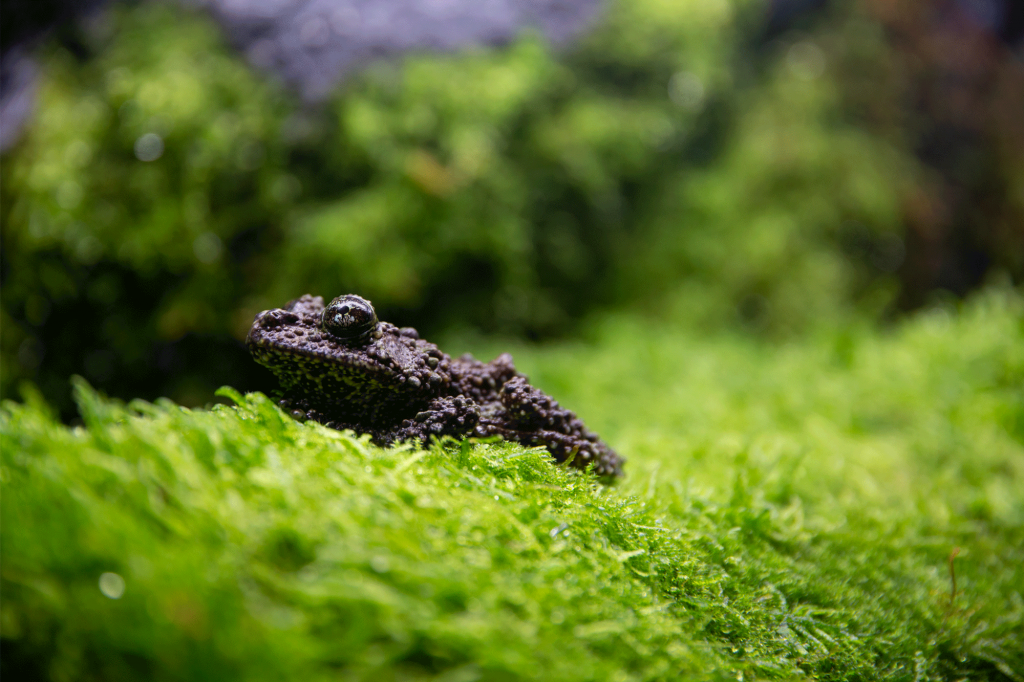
[1,0,919,415]
[2,1,1022,676]
[3,287,1022,680]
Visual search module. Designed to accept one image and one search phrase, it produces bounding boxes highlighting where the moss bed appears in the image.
[3,288,1022,681]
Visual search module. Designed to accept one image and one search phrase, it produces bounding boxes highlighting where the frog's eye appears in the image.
[320,294,378,345]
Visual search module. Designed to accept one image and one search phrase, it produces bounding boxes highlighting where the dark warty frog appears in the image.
[247,294,624,477]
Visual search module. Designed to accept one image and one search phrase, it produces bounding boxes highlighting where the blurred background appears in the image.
[2,0,1022,420]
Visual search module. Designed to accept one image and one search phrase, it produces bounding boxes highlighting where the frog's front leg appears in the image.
[481,376,625,478]
[276,393,325,425]
[393,395,481,443]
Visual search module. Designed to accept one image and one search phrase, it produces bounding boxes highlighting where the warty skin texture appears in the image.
[247,294,624,477]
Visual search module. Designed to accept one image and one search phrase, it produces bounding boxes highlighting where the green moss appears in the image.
[4,287,1022,680]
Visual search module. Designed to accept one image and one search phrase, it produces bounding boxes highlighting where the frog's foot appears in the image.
[394,395,481,442]
[277,395,318,423]
[480,377,624,477]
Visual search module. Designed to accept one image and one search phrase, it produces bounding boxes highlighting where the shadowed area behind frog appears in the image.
[247,293,624,477]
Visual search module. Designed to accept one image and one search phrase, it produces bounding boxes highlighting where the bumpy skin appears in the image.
[247,294,624,477]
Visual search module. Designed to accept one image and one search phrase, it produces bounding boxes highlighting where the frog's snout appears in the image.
[254,309,300,330]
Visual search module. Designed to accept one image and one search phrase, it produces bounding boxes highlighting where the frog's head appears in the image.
[246,294,450,422]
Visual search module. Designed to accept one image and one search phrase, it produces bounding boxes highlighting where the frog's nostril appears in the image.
[258,309,298,329]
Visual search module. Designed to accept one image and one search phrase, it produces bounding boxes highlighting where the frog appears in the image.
[246,294,624,478]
